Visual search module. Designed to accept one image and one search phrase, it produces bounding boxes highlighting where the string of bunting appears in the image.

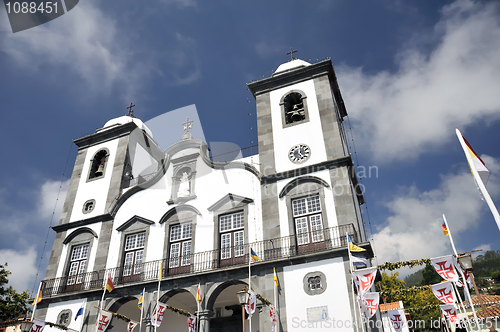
[45,322,70,331]
[377,258,430,271]
[403,303,441,315]
[256,294,271,306]
[166,304,191,317]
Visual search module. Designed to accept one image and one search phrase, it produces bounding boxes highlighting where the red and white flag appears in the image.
[431,255,459,282]
[359,292,379,319]
[29,319,46,332]
[187,315,196,332]
[388,310,407,332]
[440,304,459,325]
[96,311,112,332]
[126,320,139,332]
[352,267,378,296]
[269,305,277,331]
[432,281,456,304]
[151,301,167,327]
[245,290,257,319]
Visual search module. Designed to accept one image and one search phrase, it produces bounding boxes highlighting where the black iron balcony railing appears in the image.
[41,224,357,298]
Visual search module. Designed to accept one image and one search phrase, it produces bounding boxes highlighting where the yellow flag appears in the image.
[158,262,162,281]
[273,268,279,287]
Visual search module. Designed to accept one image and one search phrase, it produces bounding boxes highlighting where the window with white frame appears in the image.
[123,233,145,276]
[292,195,324,245]
[219,212,244,260]
[169,223,192,268]
[67,244,89,285]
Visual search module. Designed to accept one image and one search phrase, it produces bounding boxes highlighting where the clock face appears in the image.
[288,144,311,164]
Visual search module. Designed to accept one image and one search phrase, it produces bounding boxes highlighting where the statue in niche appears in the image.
[178,172,190,197]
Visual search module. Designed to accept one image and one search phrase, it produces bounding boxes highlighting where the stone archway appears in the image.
[154,289,197,332]
[106,296,141,332]
[206,281,260,332]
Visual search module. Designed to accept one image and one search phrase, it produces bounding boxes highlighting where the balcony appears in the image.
[41,224,358,298]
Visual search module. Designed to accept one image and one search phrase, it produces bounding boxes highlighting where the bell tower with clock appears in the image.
[248,57,365,243]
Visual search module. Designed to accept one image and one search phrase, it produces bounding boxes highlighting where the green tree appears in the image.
[0,263,30,321]
[420,262,442,286]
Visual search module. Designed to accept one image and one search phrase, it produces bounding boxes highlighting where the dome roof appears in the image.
[102,116,154,138]
[273,59,311,76]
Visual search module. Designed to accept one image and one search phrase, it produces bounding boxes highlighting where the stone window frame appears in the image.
[116,222,151,278]
[160,206,200,270]
[62,229,96,285]
[280,89,310,129]
[82,199,96,214]
[284,182,329,243]
[86,148,110,182]
[212,206,250,259]
[303,271,327,295]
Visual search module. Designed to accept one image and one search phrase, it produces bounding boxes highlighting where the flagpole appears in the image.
[442,215,480,329]
[197,284,200,332]
[346,232,361,332]
[456,129,500,231]
[139,288,144,332]
[155,263,162,332]
[273,268,279,332]
[31,282,42,321]
[248,250,252,332]
[452,282,473,332]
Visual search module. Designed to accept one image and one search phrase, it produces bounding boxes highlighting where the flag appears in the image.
[196,283,202,303]
[151,301,167,327]
[250,248,261,262]
[245,290,257,319]
[106,275,115,292]
[440,304,459,325]
[456,129,490,199]
[269,305,277,331]
[388,310,407,332]
[273,268,279,287]
[74,305,84,321]
[352,267,377,296]
[351,254,368,267]
[348,235,365,252]
[126,321,139,332]
[96,310,112,332]
[431,281,456,304]
[441,218,449,236]
[29,319,46,332]
[158,262,162,281]
[430,255,459,282]
[359,292,379,319]
[187,315,196,332]
[138,288,144,309]
[32,284,42,306]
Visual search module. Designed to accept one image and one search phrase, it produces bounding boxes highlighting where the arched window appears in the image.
[280,91,309,127]
[89,150,108,180]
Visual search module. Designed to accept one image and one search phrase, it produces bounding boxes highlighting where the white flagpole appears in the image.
[197,284,200,332]
[248,250,252,332]
[273,269,279,332]
[451,282,473,332]
[139,288,144,332]
[155,264,161,332]
[442,214,480,330]
[31,282,42,321]
[346,232,362,332]
[456,129,500,231]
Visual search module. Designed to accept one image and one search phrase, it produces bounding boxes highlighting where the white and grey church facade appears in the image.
[34,58,374,332]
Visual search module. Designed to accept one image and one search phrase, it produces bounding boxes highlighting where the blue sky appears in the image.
[1,0,500,296]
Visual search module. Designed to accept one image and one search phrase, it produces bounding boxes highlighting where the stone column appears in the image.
[198,310,214,332]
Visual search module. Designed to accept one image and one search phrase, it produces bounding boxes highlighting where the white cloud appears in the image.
[38,179,69,220]
[159,0,196,7]
[338,0,500,163]
[0,248,38,292]
[372,155,500,266]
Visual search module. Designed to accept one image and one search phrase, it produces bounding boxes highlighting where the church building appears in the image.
[34,57,374,332]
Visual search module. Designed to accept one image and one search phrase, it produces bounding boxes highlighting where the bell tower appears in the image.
[248,58,365,241]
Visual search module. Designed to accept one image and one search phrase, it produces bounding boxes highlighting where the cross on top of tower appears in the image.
[126,102,135,117]
[182,117,193,133]
[286,47,298,61]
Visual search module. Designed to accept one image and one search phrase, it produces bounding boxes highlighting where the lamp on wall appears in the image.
[236,289,249,332]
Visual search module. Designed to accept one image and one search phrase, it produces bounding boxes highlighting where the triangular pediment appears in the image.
[208,193,254,212]
[116,215,154,231]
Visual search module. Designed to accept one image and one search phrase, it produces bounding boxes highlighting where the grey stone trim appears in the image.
[279,89,310,129]
[61,231,96,280]
[159,205,201,224]
[44,231,66,279]
[303,271,327,296]
[93,219,114,271]
[260,182,280,239]
[255,92,276,176]
[207,194,254,212]
[171,153,200,164]
[63,227,98,244]
[85,148,110,183]
[278,176,330,198]
[116,221,151,273]
[116,215,155,231]
[74,122,138,149]
[247,59,348,118]
[58,149,87,225]
[82,199,96,214]
[55,309,72,326]
[52,214,112,233]
[211,204,250,256]
[261,156,352,184]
